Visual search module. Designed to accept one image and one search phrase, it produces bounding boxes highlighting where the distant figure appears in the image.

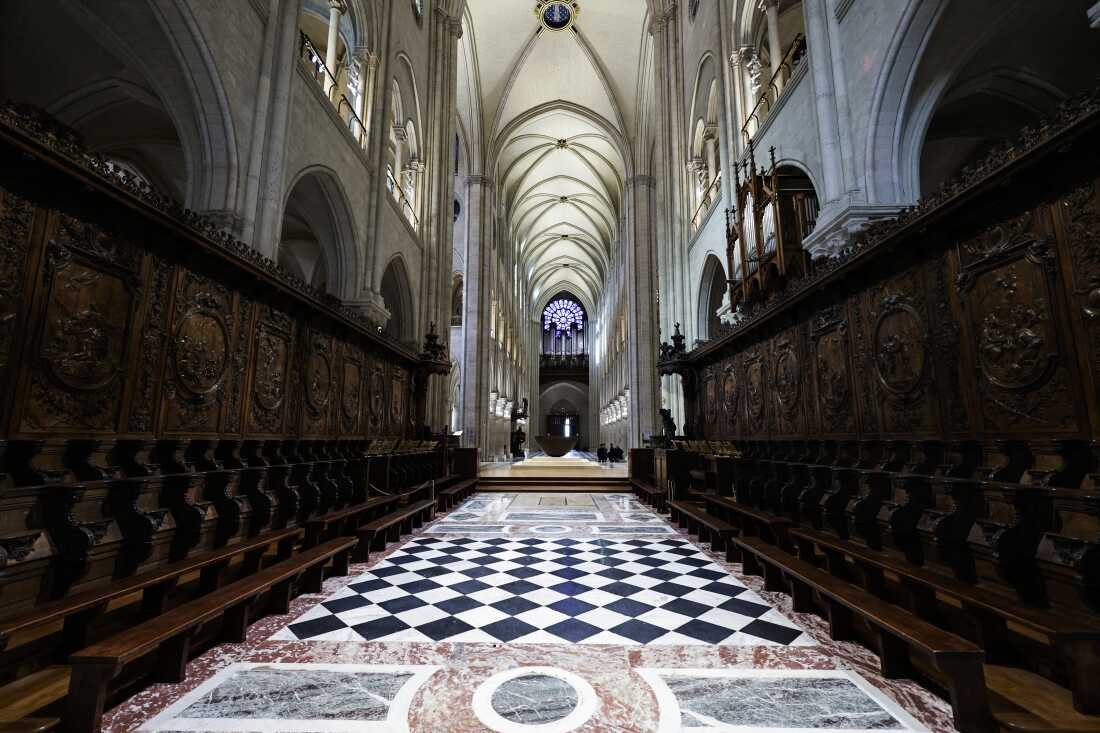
[597,443,608,463]
[609,444,623,463]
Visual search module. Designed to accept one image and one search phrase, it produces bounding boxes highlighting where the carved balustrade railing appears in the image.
[299,31,368,148]
[741,34,807,144]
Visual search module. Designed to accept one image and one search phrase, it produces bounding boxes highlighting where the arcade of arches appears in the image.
[1,1,1100,732]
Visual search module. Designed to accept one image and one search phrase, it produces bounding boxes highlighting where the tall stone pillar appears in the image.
[762,0,782,77]
[248,0,306,257]
[624,175,659,448]
[324,1,346,97]
[650,6,689,428]
[802,0,844,210]
[461,176,495,457]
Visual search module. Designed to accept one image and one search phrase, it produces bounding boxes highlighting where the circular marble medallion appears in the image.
[473,667,599,733]
[530,525,571,534]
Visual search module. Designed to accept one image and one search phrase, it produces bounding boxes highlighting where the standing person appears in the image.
[597,443,608,463]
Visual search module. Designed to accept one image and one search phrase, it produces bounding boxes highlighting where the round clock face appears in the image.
[542,2,573,30]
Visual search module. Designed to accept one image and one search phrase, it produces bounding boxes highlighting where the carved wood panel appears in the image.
[247,307,293,437]
[161,270,234,435]
[957,214,1083,436]
[811,304,857,436]
[21,216,140,434]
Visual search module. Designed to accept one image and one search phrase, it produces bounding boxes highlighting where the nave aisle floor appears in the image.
[104,493,958,733]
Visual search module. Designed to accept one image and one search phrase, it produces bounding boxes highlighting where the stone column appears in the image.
[762,0,783,77]
[1090,1,1100,28]
[649,7,690,429]
[461,176,495,457]
[728,49,749,149]
[251,0,307,257]
[624,175,659,448]
[324,1,346,98]
[803,0,843,207]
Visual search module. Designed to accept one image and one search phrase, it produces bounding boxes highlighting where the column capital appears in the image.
[730,45,755,69]
[353,47,379,68]
[626,174,655,189]
[465,175,495,190]
[757,0,780,9]
[328,0,348,13]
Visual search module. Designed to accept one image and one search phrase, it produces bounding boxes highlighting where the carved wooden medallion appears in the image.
[873,295,927,395]
[305,349,333,412]
[253,329,288,412]
[774,340,800,412]
[173,306,229,396]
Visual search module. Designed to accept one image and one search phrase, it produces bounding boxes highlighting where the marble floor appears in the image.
[106,492,959,733]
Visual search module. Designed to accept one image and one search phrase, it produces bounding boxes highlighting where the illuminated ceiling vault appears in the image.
[458,0,650,313]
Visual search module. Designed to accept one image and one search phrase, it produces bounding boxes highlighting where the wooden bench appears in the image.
[0,666,70,733]
[734,535,993,733]
[0,527,301,655]
[437,478,477,511]
[631,478,666,511]
[64,536,357,733]
[352,499,437,562]
[704,495,793,548]
[668,501,737,561]
[304,493,399,548]
[789,525,1100,715]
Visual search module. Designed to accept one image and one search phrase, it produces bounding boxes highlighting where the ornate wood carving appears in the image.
[0,104,448,615]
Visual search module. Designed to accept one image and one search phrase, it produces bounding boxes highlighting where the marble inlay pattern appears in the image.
[139,663,438,732]
[475,667,599,733]
[99,493,962,733]
[427,494,666,538]
[492,674,579,723]
[637,668,928,732]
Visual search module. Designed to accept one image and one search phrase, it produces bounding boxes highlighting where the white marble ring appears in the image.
[472,666,600,733]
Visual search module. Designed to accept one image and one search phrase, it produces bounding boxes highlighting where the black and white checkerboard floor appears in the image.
[272,535,812,646]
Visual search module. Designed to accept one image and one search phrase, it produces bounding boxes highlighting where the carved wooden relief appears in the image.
[811,306,856,435]
[23,216,139,433]
[773,331,802,436]
[162,271,233,434]
[0,110,436,616]
[743,350,767,435]
[248,308,292,436]
[368,360,386,430]
[340,348,364,434]
[958,216,1081,434]
[301,332,334,435]
[722,367,737,435]
[864,269,939,435]
[703,373,718,427]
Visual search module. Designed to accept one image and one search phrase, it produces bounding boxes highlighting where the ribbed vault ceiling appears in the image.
[463,1,647,312]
